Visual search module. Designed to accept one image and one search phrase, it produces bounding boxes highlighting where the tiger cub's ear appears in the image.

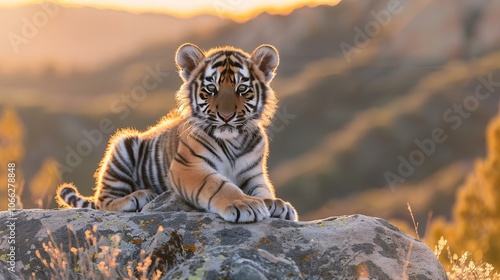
[176,43,205,82]
[251,44,279,83]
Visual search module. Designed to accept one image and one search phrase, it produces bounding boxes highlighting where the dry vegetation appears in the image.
[0,108,60,211]
[434,237,500,280]
[33,225,164,279]
[427,105,500,271]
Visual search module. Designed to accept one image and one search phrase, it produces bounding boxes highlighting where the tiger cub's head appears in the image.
[175,43,279,139]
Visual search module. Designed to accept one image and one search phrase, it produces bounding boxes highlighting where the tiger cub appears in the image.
[56,43,298,223]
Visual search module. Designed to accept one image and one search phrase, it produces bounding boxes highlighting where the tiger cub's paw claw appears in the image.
[220,197,270,223]
[264,198,298,221]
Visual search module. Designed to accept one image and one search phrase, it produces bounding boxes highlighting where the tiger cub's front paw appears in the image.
[264,198,298,221]
[218,196,270,223]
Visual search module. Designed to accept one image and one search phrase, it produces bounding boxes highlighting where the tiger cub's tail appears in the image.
[56,183,96,209]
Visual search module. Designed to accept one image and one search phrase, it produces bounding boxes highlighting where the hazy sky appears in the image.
[1,0,339,21]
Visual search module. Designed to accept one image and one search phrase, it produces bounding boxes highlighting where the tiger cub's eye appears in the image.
[237,85,248,94]
[206,84,217,93]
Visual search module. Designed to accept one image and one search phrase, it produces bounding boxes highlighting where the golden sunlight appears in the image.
[1,0,341,22]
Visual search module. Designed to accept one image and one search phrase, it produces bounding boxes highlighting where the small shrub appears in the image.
[434,237,500,280]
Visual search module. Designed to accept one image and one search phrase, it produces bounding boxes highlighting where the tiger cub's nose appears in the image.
[218,112,235,122]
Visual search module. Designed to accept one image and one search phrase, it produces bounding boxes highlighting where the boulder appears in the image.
[0,192,447,279]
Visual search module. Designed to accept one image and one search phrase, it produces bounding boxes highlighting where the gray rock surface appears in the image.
[163,246,303,280]
[0,194,447,279]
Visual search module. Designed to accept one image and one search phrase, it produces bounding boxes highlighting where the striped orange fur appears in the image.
[56,43,298,223]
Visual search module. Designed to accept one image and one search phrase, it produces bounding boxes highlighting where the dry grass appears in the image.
[406,202,500,279]
[434,237,500,280]
[33,225,163,280]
